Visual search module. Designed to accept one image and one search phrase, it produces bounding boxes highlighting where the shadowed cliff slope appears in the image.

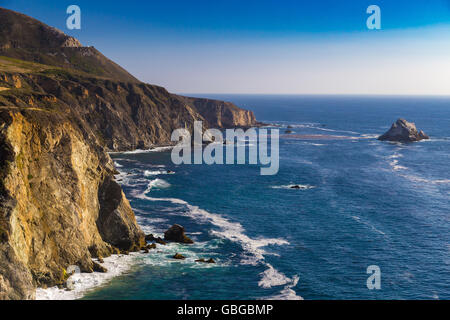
[0,7,257,299]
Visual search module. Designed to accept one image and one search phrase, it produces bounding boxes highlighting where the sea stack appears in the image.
[378,119,429,143]
[164,225,194,244]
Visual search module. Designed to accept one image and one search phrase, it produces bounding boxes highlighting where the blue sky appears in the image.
[2,0,450,94]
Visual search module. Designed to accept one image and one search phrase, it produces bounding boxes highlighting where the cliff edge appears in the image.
[0,7,257,299]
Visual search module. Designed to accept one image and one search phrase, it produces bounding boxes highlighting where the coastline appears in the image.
[36,254,140,300]
[35,147,174,300]
[35,144,304,300]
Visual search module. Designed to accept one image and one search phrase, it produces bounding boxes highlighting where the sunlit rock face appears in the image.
[378,119,429,143]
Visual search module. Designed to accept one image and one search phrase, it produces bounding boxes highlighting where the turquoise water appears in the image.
[84,95,450,300]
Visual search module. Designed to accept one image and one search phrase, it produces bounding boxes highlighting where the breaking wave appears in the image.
[110,146,174,155]
[134,191,301,299]
[144,170,174,176]
[36,254,139,300]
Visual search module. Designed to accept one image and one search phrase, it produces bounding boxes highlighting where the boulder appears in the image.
[145,234,167,245]
[195,258,216,264]
[378,119,429,143]
[156,238,167,245]
[173,253,186,260]
[164,224,194,244]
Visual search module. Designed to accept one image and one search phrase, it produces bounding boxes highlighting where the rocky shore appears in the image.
[0,7,257,299]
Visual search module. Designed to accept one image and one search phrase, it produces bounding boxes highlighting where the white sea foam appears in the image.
[144,169,174,176]
[36,253,139,300]
[140,241,223,269]
[359,134,380,139]
[387,153,403,159]
[399,174,450,185]
[135,192,302,299]
[111,146,174,154]
[263,275,302,300]
[301,142,325,146]
[114,161,123,168]
[114,170,148,188]
[314,127,360,135]
[351,216,386,236]
[274,122,361,136]
[144,179,171,193]
[136,194,288,262]
[390,159,407,171]
[258,264,293,288]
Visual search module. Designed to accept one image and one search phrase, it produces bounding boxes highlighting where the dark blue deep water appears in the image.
[84,95,450,300]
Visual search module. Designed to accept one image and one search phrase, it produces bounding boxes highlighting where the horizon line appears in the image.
[177,93,450,98]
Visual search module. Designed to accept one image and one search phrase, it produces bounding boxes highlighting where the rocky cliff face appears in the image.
[0,109,145,299]
[0,7,257,299]
[0,70,257,151]
[181,96,257,128]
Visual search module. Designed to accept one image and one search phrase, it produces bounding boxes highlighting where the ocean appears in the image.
[42,95,450,300]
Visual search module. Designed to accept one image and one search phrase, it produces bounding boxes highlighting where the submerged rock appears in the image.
[378,119,429,143]
[156,238,167,245]
[145,234,167,245]
[173,253,186,260]
[164,224,194,244]
[195,258,216,264]
[285,130,293,134]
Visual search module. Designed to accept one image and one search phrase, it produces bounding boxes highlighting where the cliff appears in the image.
[0,109,145,299]
[0,7,257,299]
[0,64,257,151]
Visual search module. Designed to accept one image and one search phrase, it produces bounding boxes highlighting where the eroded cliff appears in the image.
[0,7,257,299]
[0,109,145,299]
[0,68,257,151]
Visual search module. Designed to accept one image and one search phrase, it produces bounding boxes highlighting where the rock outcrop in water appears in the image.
[164,224,194,244]
[0,7,257,299]
[378,119,429,143]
